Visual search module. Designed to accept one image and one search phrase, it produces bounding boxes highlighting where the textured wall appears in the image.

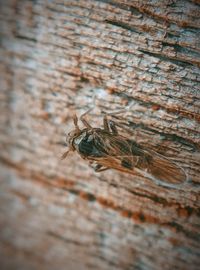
[0,1,200,269]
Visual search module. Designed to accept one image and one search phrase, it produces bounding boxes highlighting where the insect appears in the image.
[62,113,187,186]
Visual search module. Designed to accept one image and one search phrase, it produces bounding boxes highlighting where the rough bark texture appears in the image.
[0,1,200,270]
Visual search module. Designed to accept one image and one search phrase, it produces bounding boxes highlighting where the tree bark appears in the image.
[0,1,200,270]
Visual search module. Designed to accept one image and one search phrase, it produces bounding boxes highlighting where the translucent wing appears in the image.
[135,150,187,184]
[93,131,187,185]
[93,131,139,168]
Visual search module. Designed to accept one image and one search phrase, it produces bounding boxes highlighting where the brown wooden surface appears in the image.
[0,1,200,269]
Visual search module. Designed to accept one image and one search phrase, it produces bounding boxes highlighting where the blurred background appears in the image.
[0,1,200,269]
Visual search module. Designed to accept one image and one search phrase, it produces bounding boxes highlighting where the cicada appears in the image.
[62,114,187,186]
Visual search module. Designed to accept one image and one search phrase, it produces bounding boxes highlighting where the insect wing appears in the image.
[92,131,139,171]
[93,131,187,184]
[135,149,187,184]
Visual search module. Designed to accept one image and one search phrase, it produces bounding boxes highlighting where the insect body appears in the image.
[62,114,187,185]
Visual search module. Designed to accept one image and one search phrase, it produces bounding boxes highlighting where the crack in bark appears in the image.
[139,49,197,67]
[105,19,141,34]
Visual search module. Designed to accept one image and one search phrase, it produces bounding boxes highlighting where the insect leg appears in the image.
[61,150,70,160]
[103,115,110,132]
[102,101,134,134]
[94,164,110,172]
[108,120,118,135]
[73,114,80,131]
[103,115,118,135]
[104,101,134,116]
[80,108,93,128]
